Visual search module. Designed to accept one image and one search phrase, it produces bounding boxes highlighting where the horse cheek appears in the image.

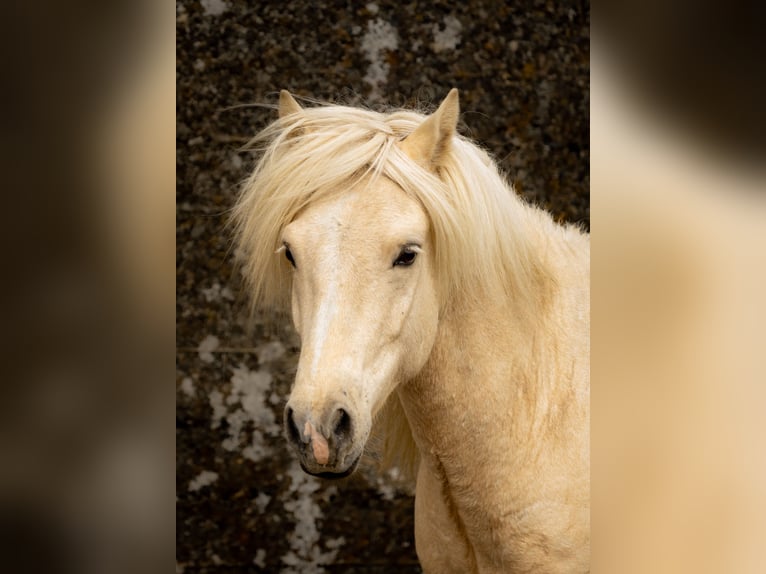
[399,294,439,380]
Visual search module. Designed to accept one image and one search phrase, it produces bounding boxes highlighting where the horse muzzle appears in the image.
[284,402,363,478]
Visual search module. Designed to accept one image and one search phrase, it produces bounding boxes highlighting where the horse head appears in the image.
[279,90,458,477]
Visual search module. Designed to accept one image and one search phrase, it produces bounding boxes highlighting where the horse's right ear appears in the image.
[279,90,303,119]
[399,88,459,169]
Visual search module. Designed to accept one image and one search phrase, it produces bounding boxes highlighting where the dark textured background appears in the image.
[176,1,589,572]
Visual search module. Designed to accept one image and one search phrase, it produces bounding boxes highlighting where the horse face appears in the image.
[281,177,439,477]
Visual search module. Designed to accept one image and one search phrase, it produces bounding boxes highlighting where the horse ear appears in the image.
[278,90,302,119]
[400,88,459,168]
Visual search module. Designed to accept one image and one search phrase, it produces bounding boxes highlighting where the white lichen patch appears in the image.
[279,461,345,573]
[180,377,196,398]
[254,491,271,513]
[201,281,235,303]
[200,0,228,17]
[377,482,396,501]
[375,466,402,500]
[188,470,219,492]
[198,335,220,363]
[432,14,463,53]
[209,364,281,463]
[253,548,267,568]
[360,18,398,100]
[256,340,286,364]
[209,389,227,428]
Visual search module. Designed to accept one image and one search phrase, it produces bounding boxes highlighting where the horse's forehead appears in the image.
[293,179,427,239]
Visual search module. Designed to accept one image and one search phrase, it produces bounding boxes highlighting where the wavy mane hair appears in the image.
[231,98,561,479]
[233,101,556,319]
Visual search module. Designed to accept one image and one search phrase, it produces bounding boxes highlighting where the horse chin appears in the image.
[300,454,361,480]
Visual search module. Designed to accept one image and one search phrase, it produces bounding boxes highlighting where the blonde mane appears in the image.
[233,101,555,318]
[232,100,560,480]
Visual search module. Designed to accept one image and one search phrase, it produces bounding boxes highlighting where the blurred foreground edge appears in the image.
[591,28,766,574]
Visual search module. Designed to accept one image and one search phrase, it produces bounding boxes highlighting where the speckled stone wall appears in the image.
[176,1,589,572]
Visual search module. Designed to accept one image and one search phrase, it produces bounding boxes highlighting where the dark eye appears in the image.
[393,248,418,267]
[284,246,296,267]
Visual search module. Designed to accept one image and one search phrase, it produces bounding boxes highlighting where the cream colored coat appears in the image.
[234,89,590,573]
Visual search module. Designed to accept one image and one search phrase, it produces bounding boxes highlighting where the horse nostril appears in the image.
[333,408,352,440]
[285,407,301,444]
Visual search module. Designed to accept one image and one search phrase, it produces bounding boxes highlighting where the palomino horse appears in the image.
[233,89,589,573]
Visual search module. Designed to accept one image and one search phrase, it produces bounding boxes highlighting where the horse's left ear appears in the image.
[400,88,459,168]
[279,90,303,119]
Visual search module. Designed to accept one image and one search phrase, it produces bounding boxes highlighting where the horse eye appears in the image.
[284,247,296,267]
[393,248,417,267]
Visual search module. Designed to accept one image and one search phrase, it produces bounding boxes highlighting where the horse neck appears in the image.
[402,290,538,422]
[398,286,539,467]
[397,218,586,478]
